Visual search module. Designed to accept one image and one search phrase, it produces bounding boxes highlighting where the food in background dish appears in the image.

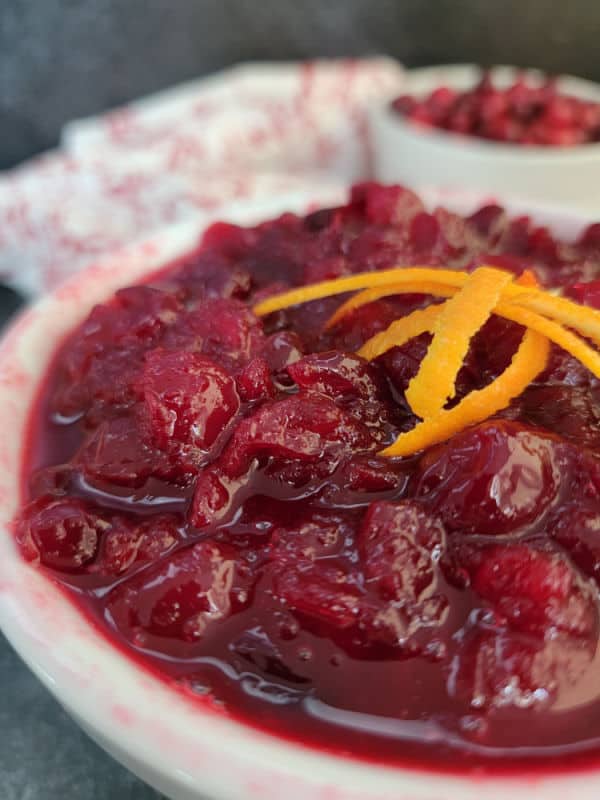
[392,71,600,146]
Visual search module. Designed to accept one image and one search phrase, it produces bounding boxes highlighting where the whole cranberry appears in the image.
[414,421,562,535]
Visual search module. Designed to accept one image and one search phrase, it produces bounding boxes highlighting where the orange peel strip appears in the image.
[379,327,550,457]
[357,304,442,361]
[252,267,472,316]
[405,267,514,418]
[506,288,600,347]
[254,266,600,351]
[324,281,458,330]
[358,298,600,380]
[326,269,540,331]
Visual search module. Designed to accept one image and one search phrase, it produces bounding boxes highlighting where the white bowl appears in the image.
[370,64,600,213]
[1,190,600,800]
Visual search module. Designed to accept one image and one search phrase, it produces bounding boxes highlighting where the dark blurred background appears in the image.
[3,0,600,169]
[1,2,600,797]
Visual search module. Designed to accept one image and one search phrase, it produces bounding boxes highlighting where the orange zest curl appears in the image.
[379,326,550,457]
[405,267,513,418]
[253,265,600,457]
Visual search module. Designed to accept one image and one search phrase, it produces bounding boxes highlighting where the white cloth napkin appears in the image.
[0,58,405,296]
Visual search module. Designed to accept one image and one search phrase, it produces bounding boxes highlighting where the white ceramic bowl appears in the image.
[1,190,600,800]
[370,64,600,213]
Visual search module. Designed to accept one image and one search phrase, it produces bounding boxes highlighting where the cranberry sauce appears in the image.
[393,71,600,147]
[16,184,600,771]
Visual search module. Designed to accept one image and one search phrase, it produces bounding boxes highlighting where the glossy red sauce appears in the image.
[15,183,600,772]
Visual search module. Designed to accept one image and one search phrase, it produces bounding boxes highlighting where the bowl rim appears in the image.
[2,189,600,800]
[384,62,600,159]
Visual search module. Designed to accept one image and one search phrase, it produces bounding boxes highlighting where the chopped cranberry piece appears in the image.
[76,415,162,487]
[341,456,409,493]
[220,394,373,479]
[268,509,351,565]
[99,515,181,575]
[273,561,363,631]
[469,543,596,637]
[163,298,265,371]
[565,279,600,309]
[17,497,102,571]
[450,622,595,711]
[350,182,424,226]
[107,541,244,646]
[236,357,274,402]
[359,501,446,606]
[415,421,561,534]
[188,467,233,529]
[551,504,600,587]
[52,287,182,419]
[137,349,240,468]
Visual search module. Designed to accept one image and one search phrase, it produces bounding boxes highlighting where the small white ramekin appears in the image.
[370,64,600,213]
[1,189,600,800]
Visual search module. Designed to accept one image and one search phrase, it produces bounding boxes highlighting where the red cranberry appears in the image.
[359,501,446,607]
[162,298,265,371]
[273,561,363,631]
[414,421,562,534]
[551,504,600,587]
[236,357,274,402]
[219,394,374,479]
[53,287,182,420]
[519,384,600,450]
[76,415,162,487]
[107,540,244,646]
[137,349,240,466]
[469,543,596,637]
[99,515,181,575]
[268,509,351,565]
[450,622,595,711]
[17,497,102,571]
[565,279,600,309]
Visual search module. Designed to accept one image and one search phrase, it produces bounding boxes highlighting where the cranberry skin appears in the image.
[99,515,181,575]
[414,421,562,535]
[162,298,265,371]
[236,357,274,402]
[450,622,596,712]
[519,384,600,450]
[268,509,350,566]
[17,497,103,571]
[138,349,240,461]
[551,504,600,587]
[565,279,600,309]
[350,182,424,226]
[359,501,446,606]
[107,541,244,647]
[220,394,374,478]
[288,351,382,402]
[53,287,182,419]
[470,544,596,638]
[273,561,363,631]
[76,415,163,487]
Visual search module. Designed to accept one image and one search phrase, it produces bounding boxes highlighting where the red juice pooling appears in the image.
[15,183,600,772]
